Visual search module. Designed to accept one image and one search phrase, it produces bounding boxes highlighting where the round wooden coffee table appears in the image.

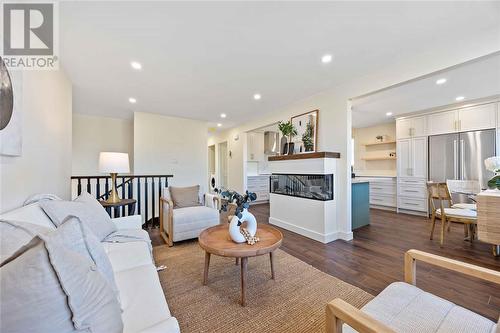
[198,224,283,306]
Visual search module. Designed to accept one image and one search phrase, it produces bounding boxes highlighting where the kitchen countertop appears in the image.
[352,176,396,183]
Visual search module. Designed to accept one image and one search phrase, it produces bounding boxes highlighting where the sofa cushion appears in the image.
[0,224,123,333]
[102,237,153,273]
[40,192,117,240]
[0,220,52,263]
[115,264,177,333]
[0,202,55,229]
[169,185,202,208]
[343,282,496,333]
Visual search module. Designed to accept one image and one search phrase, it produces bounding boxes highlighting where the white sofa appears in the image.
[0,202,180,333]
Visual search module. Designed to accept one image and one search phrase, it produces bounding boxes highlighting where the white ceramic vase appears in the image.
[228,208,257,243]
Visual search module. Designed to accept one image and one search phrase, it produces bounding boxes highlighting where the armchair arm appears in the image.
[203,193,221,210]
[159,197,174,246]
[326,299,395,333]
[404,249,500,286]
[112,215,142,230]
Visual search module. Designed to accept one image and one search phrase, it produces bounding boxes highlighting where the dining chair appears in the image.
[427,182,477,246]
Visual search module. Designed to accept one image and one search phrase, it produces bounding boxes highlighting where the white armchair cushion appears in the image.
[343,282,496,333]
[436,208,477,218]
[451,203,477,211]
[170,206,219,242]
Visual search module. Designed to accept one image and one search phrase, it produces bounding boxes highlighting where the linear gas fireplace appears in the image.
[270,173,333,201]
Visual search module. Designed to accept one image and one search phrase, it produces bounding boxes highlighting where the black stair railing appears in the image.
[70,174,173,229]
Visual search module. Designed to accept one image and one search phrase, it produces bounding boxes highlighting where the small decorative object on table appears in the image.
[376,135,383,142]
[215,188,258,244]
[484,156,500,190]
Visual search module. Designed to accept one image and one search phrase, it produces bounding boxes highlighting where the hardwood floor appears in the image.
[149,204,500,321]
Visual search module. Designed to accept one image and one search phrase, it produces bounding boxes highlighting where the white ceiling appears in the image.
[352,53,500,128]
[60,1,500,129]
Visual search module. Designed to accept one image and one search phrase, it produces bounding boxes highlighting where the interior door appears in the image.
[218,142,228,189]
[429,133,459,182]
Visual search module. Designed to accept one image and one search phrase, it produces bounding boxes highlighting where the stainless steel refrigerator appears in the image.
[428,129,496,203]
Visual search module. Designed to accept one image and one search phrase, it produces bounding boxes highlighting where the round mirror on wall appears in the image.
[0,57,14,130]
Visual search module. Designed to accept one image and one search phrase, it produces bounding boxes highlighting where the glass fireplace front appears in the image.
[270,174,333,201]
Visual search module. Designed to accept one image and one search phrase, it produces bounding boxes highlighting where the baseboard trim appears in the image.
[269,217,352,243]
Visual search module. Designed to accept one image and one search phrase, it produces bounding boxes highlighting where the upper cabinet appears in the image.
[427,110,458,136]
[247,132,264,161]
[407,102,497,137]
[396,116,426,139]
[458,103,496,132]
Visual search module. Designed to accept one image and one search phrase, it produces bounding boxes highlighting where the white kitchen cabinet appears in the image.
[397,137,427,178]
[458,103,497,132]
[247,175,270,203]
[426,110,458,136]
[397,139,411,177]
[397,137,428,214]
[247,133,264,161]
[396,116,426,139]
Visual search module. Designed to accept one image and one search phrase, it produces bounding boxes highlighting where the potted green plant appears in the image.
[302,121,314,152]
[278,120,297,155]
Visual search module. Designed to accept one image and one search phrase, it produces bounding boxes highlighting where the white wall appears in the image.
[134,112,208,192]
[209,49,499,238]
[0,70,72,212]
[72,114,134,175]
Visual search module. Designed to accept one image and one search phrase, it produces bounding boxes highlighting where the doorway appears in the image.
[218,141,228,189]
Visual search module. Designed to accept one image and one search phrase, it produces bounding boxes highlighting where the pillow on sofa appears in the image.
[40,192,117,240]
[169,185,202,208]
[0,220,52,264]
[0,219,123,333]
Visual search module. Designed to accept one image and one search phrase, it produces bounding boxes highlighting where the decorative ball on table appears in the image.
[215,188,258,244]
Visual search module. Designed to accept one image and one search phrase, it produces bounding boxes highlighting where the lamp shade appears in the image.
[99,152,130,173]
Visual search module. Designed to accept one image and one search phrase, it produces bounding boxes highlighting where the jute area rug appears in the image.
[154,241,373,333]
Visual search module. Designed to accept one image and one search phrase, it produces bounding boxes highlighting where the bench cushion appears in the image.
[171,206,219,242]
[344,282,496,333]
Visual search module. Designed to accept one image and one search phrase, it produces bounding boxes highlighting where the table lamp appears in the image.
[99,152,130,203]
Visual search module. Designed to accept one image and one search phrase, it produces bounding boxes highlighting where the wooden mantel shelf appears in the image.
[268,152,341,161]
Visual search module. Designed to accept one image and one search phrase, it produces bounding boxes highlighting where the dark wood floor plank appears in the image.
[149,203,500,321]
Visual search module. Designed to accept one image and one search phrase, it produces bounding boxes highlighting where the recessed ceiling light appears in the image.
[217,123,222,127]
[130,61,142,70]
[220,113,227,118]
[386,112,393,116]
[455,96,465,101]
[436,78,447,85]
[321,54,333,63]
[128,97,137,104]
[253,94,261,100]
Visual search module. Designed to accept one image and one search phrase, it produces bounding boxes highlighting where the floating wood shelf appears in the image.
[363,141,396,146]
[268,151,340,161]
[361,156,396,161]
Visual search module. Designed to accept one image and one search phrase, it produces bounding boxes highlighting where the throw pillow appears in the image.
[0,219,52,264]
[0,222,123,333]
[40,192,117,240]
[169,185,202,208]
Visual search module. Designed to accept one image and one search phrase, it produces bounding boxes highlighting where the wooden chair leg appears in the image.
[447,220,451,232]
[429,214,436,240]
[463,224,469,238]
[440,218,446,247]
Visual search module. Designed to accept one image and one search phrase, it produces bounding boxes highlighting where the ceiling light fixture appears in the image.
[386,112,393,116]
[455,96,465,101]
[217,123,222,127]
[436,78,447,85]
[130,61,142,70]
[220,113,227,118]
[321,54,333,63]
[253,94,261,100]
[128,97,137,104]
